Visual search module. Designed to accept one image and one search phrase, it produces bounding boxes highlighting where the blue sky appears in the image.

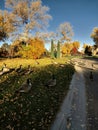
[0,0,98,50]
[42,0,98,49]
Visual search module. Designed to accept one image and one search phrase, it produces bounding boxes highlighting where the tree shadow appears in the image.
[82,56,98,62]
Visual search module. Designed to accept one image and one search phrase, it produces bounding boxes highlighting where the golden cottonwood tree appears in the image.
[72,41,80,49]
[83,43,88,49]
[0,10,16,41]
[19,37,45,59]
[9,39,23,57]
[91,27,98,46]
[5,0,52,32]
[0,0,52,41]
[61,42,73,56]
[58,22,74,42]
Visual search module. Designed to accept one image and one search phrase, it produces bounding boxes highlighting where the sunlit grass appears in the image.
[0,57,70,69]
[0,57,75,130]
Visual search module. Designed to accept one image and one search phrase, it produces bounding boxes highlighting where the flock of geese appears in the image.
[0,63,57,93]
[0,60,94,94]
[0,64,32,76]
[0,58,41,76]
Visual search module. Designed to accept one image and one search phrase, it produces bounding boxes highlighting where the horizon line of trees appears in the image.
[0,38,81,59]
[0,0,98,58]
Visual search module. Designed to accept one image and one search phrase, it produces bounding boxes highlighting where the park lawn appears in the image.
[0,58,75,130]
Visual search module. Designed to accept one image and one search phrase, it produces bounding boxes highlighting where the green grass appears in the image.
[0,58,75,130]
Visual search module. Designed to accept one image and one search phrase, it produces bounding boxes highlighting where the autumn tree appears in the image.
[0,47,9,58]
[83,43,88,50]
[84,45,92,56]
[18,37,45,59]
[72,41,80,49]
[71,41,80,55]
[92,44,98,55]
[0,43,10,57]
[61,42,73,56]
[91,27,98,47]
[3,0,52,40]
[35,32,56,42]
[1,43,10,52]
[0,12,7,41]
[9,40,24,58]
[0,10,16,41]
[58,22,74,42]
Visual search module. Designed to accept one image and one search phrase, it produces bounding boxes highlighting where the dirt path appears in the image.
[51,65,87,130]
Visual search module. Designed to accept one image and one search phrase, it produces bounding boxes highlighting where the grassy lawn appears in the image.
[0,58,75,130]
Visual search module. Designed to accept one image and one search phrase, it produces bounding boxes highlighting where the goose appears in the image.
[59,64,65,67]
[51,61,58,65]
[0,68,4,75]
[66,117,72,129]
[3,63,15,74]
[2,63,10,73]
[21,65,33,75]
[89,71,93,81]
[15,65,22,73]
[45,74,56,87]
[25,65,33,75]
[35,60,39,65]
[2,63,6,68]
[92,63,95,69]
[15,78,32,93]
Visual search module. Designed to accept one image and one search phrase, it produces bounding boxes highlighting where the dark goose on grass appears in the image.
[25,65,33,74]
[45,74,56,87]
[15,78,32,93]
[21,65,33,75]
[0,68,3,75]
[15,65,23,73]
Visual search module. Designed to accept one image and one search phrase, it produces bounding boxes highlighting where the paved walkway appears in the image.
[51,66,87,130]
[83,67,98,130]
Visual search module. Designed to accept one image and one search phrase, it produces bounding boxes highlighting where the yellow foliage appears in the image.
[83,43,88,49]
[72,41,80,49]
[0,14,4,27]
[20,37,45,59]
[61,42,73,55]
[0,11,15,41]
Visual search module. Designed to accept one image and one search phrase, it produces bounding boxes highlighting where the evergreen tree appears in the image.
[54,49,57,58]
[51,39,55,58]
[57,41,60,58]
